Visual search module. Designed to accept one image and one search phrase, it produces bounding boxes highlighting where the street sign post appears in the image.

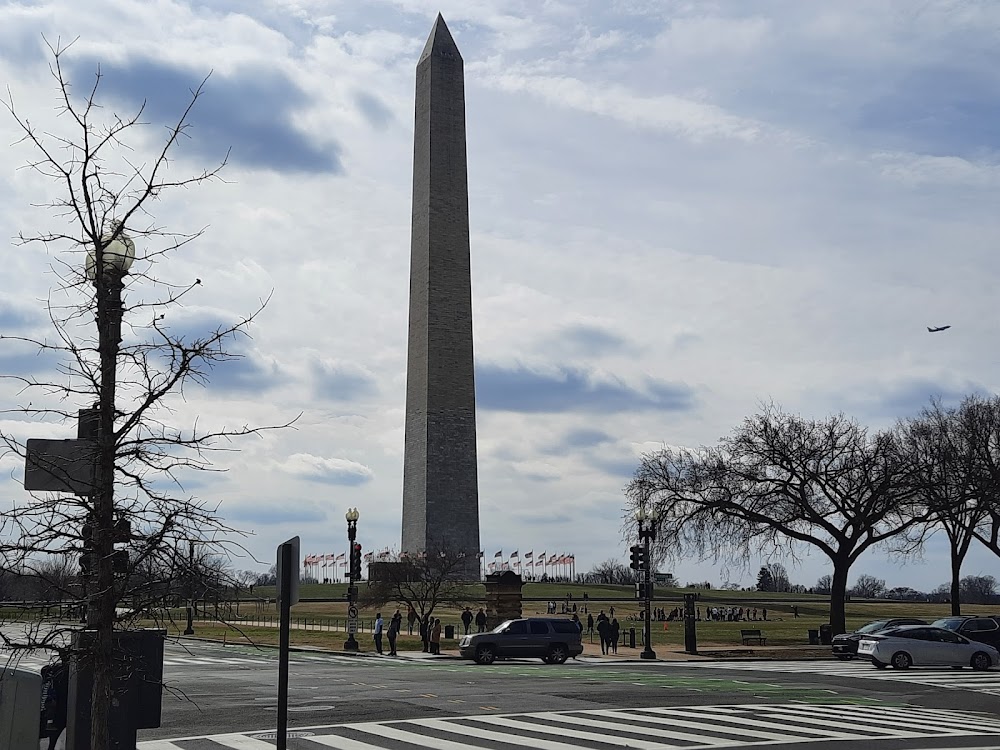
[275,536,299,750]
[347,619,359,634]
[347,605,359,619]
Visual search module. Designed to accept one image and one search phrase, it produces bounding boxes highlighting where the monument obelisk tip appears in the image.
[419,13,462,63]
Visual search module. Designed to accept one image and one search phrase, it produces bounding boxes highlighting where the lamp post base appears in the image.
[184,606,194,635]
[640,648,657,659]
[344,635,359,651]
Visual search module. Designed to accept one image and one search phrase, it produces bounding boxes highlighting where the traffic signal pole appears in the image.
[344,517,359,651]
[640,527,655,660]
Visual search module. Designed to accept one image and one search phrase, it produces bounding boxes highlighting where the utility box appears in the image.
[66,629,166,750]
[0,666,42,750]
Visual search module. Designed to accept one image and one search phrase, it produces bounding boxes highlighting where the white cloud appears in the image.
[278,453,375,485]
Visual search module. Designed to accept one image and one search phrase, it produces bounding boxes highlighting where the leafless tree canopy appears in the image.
[582,558,636,586]
[626,404,926,634]
[850,574,887,599]
[362,549,477,622]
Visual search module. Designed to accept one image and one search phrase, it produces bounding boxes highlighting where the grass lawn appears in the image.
[137,581,995,650]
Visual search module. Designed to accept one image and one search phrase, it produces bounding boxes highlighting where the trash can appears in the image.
[444,624,455,639]
[808,629,819,646]
[628,628,636,648]
[819,624,833,645]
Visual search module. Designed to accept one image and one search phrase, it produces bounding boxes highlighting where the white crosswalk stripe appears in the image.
[137,703,1000,749]
[695,659,1000,695]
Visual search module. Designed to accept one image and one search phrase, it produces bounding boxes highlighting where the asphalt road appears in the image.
[122,639,1000,749]
[9,636,1000,749]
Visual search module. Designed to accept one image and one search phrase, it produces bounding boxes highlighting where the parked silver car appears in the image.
[458,617,583,665]
[857,625,999,671]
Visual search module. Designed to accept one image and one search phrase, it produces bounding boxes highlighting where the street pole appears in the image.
[640,519,656,660]
[344,509,359,651]
[184,540,195,635]
[276,541,292,750]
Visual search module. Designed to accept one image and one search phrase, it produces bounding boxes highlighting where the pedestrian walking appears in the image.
[609,606,615,618]
[762,607,768,621]
[610,618,620,654]
[586,612,594,634]
[572,613,582,632]
[792,605,799,618]
[430,618,442,655]
[407,606,417,635]
[596,616,610,655]
[374,612,384,654]
[475,607,487,633]
[461,607,474,634]
[388,610,401,656]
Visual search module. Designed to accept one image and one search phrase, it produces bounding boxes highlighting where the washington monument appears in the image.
[401,14,480,577]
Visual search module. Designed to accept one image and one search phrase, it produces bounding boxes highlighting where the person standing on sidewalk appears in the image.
[387,610,401,656]
[587,612,594,634]
[373,612,384,654]
[430,618,442,655]
[461,607,474,634]
[610,617,620,654]
[407,605,417,635]
[475,607,488,633]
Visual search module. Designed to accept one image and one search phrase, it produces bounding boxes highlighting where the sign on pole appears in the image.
[276,536,300,606]
[347,619,359,634]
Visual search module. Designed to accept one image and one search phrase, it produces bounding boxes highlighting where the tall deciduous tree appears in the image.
[0,41,288,748]
[627,404,925,634]
[898,398,984,615]
[362,549,475,626]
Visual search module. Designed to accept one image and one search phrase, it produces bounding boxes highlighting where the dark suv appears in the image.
[459,617,583,665]
[831,618,926,659]
[932,616,1000,648]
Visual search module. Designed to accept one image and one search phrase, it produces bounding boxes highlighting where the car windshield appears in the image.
[492,620,514,634]
[932,618,966,631]
[857,621,890,634]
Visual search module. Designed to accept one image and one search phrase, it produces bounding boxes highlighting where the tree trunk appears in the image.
[829,559,850,636]
[950,543,963,616]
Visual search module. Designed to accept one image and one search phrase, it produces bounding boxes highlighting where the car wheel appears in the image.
[475,645,496,665]
[971,652,992,672]
[541,655,553,664]
[548,644,568,665]
[872,658,887,669]
[890,651,912,670]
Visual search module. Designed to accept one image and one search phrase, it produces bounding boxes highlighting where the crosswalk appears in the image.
[2,650,355,672]
[137,703,1000,749]
[696,659,1000,695]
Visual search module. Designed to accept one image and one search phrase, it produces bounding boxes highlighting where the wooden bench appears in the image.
[741,628,766,646]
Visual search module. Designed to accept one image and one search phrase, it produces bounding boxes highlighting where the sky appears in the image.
[1,0,999,593]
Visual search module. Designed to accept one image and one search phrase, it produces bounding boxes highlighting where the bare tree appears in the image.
[361,550,475,633]
[0,41,289,748]
[814,574,833,594]
[898,398,984,615]
[960,575,997,604]
[583,559,636,585]
[764,562,791,593]
[627,404,925,634]
[850,574,886,599]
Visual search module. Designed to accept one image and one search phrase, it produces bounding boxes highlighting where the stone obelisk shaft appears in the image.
[401,15,480,575]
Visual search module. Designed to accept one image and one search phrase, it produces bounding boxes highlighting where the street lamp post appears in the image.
[83,222,135,745]
[344,507,360,651]
[635,507,658,660]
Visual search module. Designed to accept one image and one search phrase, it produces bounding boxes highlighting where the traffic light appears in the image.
[350,543,362,580]
[629,544,645,571]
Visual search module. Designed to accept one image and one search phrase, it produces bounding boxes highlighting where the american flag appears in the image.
[524,551,533,559]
